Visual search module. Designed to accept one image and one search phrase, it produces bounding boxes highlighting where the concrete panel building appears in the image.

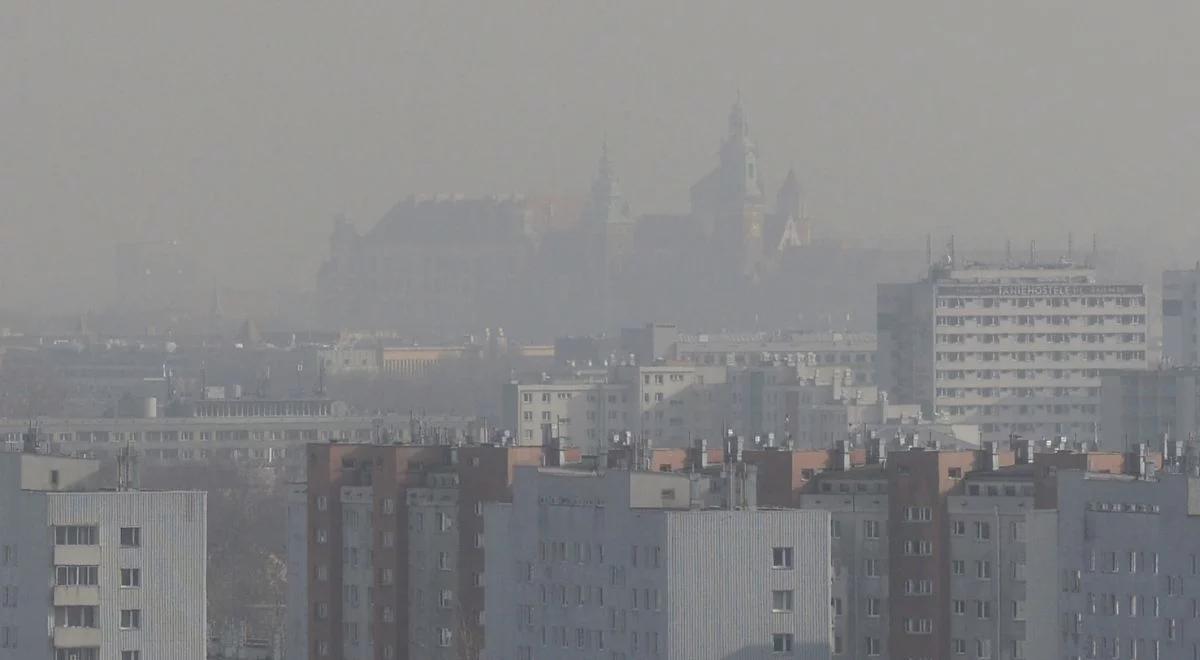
[879,261,1147,441]
[1163,267,1200,366]
[1027,457,1200,660]
[0,449,206,660]
[1099,367,1200,449]
[286,442,544,660]
[483,467,832,660]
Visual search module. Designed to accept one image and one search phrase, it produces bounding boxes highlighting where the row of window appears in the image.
[53,525,140,547]
[53,565,141,587]
[54,605,141,629]
[937,296,1144,308]
[937,332,1146,344]
[936,315,1146,326]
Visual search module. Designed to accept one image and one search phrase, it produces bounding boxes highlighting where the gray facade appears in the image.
[1163,268,1200,366]
[483,467,832,660]
[1028,469,1200,659]
[0,451,206,660]
[1100,367,1200,449]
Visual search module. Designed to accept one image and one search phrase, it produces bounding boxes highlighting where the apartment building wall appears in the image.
[1163,268,1200,366]
[1027,469,1200,660]
[1100,367,1200,449]
[0,452,205,660]
[483,467,832,660]
[879,266,1148,441]
[295,442,543,660]
[797,469,890,659]
[887,449,989,660]
[947,473,1034,660]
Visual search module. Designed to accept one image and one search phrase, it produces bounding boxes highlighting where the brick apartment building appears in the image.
[286,442,545,660]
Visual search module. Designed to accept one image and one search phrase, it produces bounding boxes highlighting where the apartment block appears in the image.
[286,442,543,660]
[879,261,1147,441]
[483,466,832,660]
[780,435,1150,660]
[1163,267,1200,366]
[0,449,206,660]
[1027,452,1200,660]
[1099,367,1200,449]
[502,364,728,454]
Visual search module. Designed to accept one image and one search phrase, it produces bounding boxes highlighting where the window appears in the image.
[864,559,880,577]
[830,519,841,538]
[438,628,453,647]
[904,618,932,634]
[316,496,328,511]
[772,590,794,612]
[56,565,98,586]
[951,520,966,536]
[974,521,991,540]
[904,506,932,522]
[121,652,141,660]
[976,600,992,619]
[119,568,141,588]
[831,597,843,616]
[866,597,881,617]
[438,552,451,570]
[976,638,992,658]
[953,599,966,615]
[54,526,99,546]
[771,633,794,653]
[953,638,966,655]
[119,609,141,630]
[119,527,141,548]
[57,651,99,660]
[976,560,991,579]
[772,547,793,569]
[865,637,882,656]
[437,513,453,532]
[952,560,965,575]
[440,589,453,608]
[864,520,881,539]
[54,605,98,628]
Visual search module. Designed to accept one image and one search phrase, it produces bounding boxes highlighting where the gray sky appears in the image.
[3,1,1200,311]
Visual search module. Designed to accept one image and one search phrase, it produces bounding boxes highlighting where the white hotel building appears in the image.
[878,262,1147,443]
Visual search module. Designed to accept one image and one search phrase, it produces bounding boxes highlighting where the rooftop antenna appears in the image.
[314,359,327,398]
[1029,240,1036,265]
[1005,239,1012,264]
[925,234,932,267]
[1091,233,1098,267]
[948,234,956,263]
[1067,232,1074,261]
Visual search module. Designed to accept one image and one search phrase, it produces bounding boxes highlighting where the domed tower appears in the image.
[690,96,768,277]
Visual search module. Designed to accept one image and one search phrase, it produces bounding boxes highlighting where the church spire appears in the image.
[729,94,749,139]
[586,139,632,226]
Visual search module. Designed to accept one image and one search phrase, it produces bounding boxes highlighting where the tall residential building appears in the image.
[1027,451,1199,660]
[1163,267,1200,365]
[785,438,1143,660]
[878,261,1147,441]
[0,449,206,660]
[483,466,832,660]
[286,442,544,660]
[1099,367,1200,449]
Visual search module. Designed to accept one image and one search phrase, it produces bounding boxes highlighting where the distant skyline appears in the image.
[3,1,1200,311]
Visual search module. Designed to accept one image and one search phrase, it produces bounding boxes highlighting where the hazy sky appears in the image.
[3,1,1200,310]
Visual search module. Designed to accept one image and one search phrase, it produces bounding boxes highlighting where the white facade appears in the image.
[1027,469,1200,660]
[0,451,206,660]
[484,467,832,660]
[879,264,1147,441]
[503,365,728,454]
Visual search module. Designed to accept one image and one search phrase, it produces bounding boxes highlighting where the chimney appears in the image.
[982,440,1000,472]
[690,438,709,471]
[866,431,887,466]
[1011,436,1032,465]
[836,439,852,471]
[1126,443,1152,480]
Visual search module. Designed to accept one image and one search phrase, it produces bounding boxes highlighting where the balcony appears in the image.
[53,626,101,647]
[53,586,100,606]
[54,545,101,566]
